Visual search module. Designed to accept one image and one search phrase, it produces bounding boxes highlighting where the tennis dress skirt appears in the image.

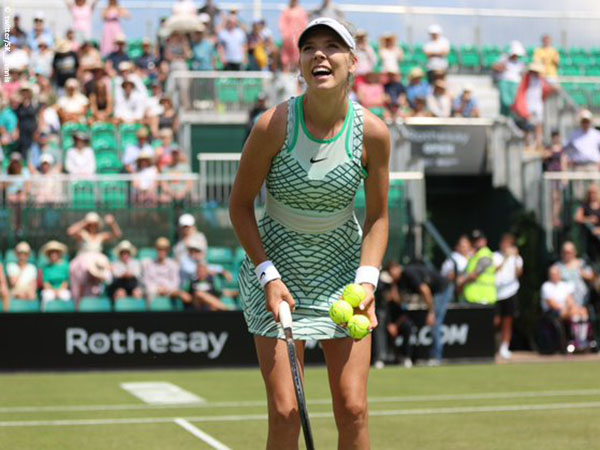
[238,96,367,340]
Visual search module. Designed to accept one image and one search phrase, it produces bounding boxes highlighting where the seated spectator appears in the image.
[190,27,215,71]
[52,39,79,94]
[173,213,208,266]
[575,185,600,262]
[122,128,153,173]
[145,81,164,131]
[541,265,589,349]
[181,261,230,311]
[57,78,89,124]
[557,241,594,306]
[378,33,402,75]
[29,39,54,78]
[155,128,178,168]
[427,79,452,118]
[114,60,148,100]
[0,262,9,311]
[28,132,62,173]
[157,96,180,136]
[160,148,192,203]
[409,96,430,117]
[563,109,600,171]
[15,84,38,158]
[35,74,59,112]
[384,71,407,120]
[105,34,131,76]
[354,30,377,86]
[406,67,430,109]
[77,40,102,76]
[40,240,71,308]
[65,131,96,175]
[142,237,184,303]
[0,93,19,151]
[83,62,108,97]
[114,79,146,124]
[6,242,37,300]
[78,252,112,300]
[31,153,63,204]
[89,77,113,122]
[4,152,30,206]
[543,130,566,172]
[135,38,158,76]
[533,34,560,82]
[424,24,450,82]
[5,39,30,73]
[132,150,159,204]
[452,85,480,118]
[356,72,386,110]
[108,240,143,300]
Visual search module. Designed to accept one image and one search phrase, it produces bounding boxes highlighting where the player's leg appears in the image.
[321,336,371,450]
[255,335,306,450]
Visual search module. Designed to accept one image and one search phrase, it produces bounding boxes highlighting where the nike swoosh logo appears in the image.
[310,156,328,163]
[259,272,266,280]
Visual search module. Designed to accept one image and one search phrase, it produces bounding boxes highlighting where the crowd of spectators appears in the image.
[0,212,237,312]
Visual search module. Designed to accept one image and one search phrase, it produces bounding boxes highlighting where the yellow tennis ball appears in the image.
[329,300,354,325]
[347,314,371,340]
[342,283,367,308]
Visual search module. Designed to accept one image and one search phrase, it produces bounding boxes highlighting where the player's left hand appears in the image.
[358,283,378,330]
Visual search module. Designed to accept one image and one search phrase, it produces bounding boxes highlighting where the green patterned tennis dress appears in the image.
[239,94,367,340]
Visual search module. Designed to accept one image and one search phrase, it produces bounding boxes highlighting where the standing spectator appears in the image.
[424,24,450,82]
[218,15,248,70]
[197,0,220,34]
[564,109,600,171]
[14,85,38,159]
[164,31,192,109]
[65,132,96,175]
[100,0,130,57]
[356,71,386,111]
[452,85,480,118]
[463,230,497,305]
[533,34,560,82]
[105,35,131,76]
[440,235,472,300]
[132,150,159,204]
[354,30,377,86]
[311,0,344,20]
[4,152,30,206]
[247,21,269,71]
[108,240,143,300]
[40,240,71,309]
[160,148,193,203]
[182,261,230,311]
[142,237,183,303]
[28,13,54,52]
[114,79,146,124]
[190,27,215,71]
[494,40,525,116]
[406,67,430,109]
[426,79,452,118]
[31,154,64,205]
[89,77,114,122]
[279,0,308,72]
[0,262,9,311]
[378,33,403,75]
[52,39,79,94]
[173,213,208,266]
[575,184,600,261]
[65,0,99,42]
[6,242,37,301]
[557,241,594,307]
[57,78,89,124]
[29,39,54,79]
[493,233,523,360]
[122,128,153,173]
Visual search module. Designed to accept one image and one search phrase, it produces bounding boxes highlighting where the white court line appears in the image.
[2,389,600,414]
[0,401,599,427]
[174,418,231,450]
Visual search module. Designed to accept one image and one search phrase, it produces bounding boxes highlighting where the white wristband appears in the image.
[354,266,380,288]
[255,260,281,289]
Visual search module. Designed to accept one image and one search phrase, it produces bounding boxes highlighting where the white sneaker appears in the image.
[403,358,413,369]
[374,360,385,370]
[499,346,512,360]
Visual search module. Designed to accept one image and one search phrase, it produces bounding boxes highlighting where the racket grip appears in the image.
[279,301,293,329]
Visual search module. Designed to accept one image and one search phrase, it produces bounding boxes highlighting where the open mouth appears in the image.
[312,67,333,78]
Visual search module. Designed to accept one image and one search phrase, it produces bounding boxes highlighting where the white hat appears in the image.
[509,40,525,57]
[40,153,54,165]
[298,17,355,50]
[463,83,474,93]
[15,241,31,254]
[580,109,593,121]
[179,213,195,227]
[34,12,45,21]
[428,24,443,35]
[187,236,205,251]
[86,253,111,280]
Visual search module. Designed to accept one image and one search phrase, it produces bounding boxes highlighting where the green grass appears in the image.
[0,362,599,449]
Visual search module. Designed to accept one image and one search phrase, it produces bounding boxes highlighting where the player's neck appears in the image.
[303,90,349,136]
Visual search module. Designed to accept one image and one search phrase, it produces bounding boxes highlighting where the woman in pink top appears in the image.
[278,0,308,71]
[100,0,130,57]
[66,0,99,42]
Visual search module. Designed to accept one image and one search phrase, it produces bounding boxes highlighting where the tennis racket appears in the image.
[279,301,315,450]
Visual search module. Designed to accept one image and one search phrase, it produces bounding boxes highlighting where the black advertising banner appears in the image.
[0,307,494,370]
[402,121,489,175]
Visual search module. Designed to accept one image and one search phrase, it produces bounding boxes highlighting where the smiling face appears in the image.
[299,27,356,93]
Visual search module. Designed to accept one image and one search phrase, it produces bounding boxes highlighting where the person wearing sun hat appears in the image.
[108,240,143,300]
[6,242,37,301]
[40,240,71,308]
[141,237,184,303]
[132,148,159,203]
[65,130,96,175]
[57,78,89,123]
[406,66,430,109]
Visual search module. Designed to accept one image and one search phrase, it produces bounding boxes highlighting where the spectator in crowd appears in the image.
[65,132,96,175]
[160,147,193,203]
[356,71,386,111]
[30,39,54,79]
[440,234,472,300]
[6,242,37,300]
[424,24,450,82]
[452,84,480,118]
[142,237,184,303]
[556,241,593,307]
[5,39,30,73]
[279,0,308,72]
[174,213,208,265]
[40,240,71,309]
[136,38,158,75]
[575,184,600,261]
[0,93,19,152]
[4,152,30,206]
[52,39,79,94]
[132,150,159,204]
[312,0,344,20]
[247,21,268,71]
[156,96,180,136]
[57,78,89,124]
[108,240,143,300]
[541,265,589,349]
[0,262,9,311]
[68,212,122,304]
[28,131,61,173]
[66,0,99,42]
[31,153,63,204]
[384,71,407,120]
[101,0,130,57]
[190,27,215,70]
[155,128,177,168]
[80,253,112,300]
[77,40,102,76]
[354,30,377,86]
[114,61,147,100]
[493,233,523,360]
[564,109,600,171]
[494,40,525,116]
[105,34,131,76]
[181,261,230,311]
[409,96,430,117]
[11,15,28,48]
[114,79,146,124]
[35,80,60,129]
[28,13,55,52]
[378,33,403,75]
[218,14,248,71]
[64,28,80,52]
[246,93,268,139]
[164,31,192,108]
[123,128,153,173]
[3,68,25,99]
[463,230,497,305]
[15,84,38,158]
[178,234,208,286]
[426,79,452,118]
[406,67,430,109]
[145,81,164,128]
[197,0,220,34]
[544,130,567,227]
[89,76,113,122]
[82,62,107,97]
[533,34,560,82]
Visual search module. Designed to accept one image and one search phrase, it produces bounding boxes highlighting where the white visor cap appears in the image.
[298,17,355,51]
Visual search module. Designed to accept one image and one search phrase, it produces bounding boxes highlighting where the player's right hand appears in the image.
[265,279,296,323]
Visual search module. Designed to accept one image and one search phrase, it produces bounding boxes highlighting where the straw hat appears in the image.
[86,253,111,280]
[409,67,425,80]
[84,211,102,225]
[114,240,137,256]
[41,240,68,257]
[15,241,31,254]
[155,237,171,249]
[528,62,544,74]
[65,78,80,89]
[580,109,593,121]
[186,236,205,252]
[56,39,72,53]
[136,149,154,161]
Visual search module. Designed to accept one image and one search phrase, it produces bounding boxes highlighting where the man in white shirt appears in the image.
[440,235,472,301]
[564,109,600,170]
[65,132,96,175]
[493,233,523,359]
[424,24,450,81]
[114,80,147,123]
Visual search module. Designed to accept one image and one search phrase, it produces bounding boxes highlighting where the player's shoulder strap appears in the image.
[282,96,300,154]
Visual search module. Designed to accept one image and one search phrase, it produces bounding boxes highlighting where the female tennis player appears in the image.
[229,17,390,450]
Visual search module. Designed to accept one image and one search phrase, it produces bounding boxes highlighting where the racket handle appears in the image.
[279,301,293,329]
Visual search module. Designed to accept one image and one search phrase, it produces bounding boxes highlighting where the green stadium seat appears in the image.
[242,79,263,103]
[4,249,36,265]
[460,46,481,69]
[115,297,146,312]
[61,123,89,150]
[206,247,234,265]
[44,300,76,312]
[149,296,182,311]
[100,181,127,207]
[447,49,460,68]
[9,299,40,313]
[569,90,589,106]
[216,78,240,103]
[559,65,582,76]
[584,66,600,76]
[119,124,143,150]
[71,181,96,209]
[92,135,118,152]
[590,91,600,109]
[96,153,123,174]
[138,247,157,261]
[79,296,112,312]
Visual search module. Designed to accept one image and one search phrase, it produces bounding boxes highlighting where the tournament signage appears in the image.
[400,118,491,175]
[0,307,493,370]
